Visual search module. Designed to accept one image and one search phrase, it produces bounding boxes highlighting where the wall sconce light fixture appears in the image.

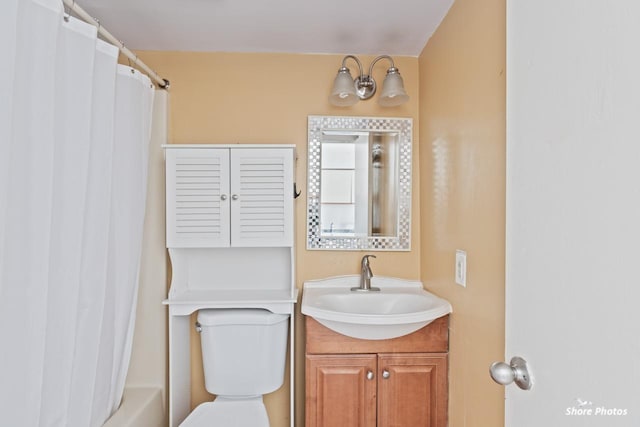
[329,55,409,107]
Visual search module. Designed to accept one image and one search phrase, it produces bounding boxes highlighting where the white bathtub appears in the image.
[103,387,166,427]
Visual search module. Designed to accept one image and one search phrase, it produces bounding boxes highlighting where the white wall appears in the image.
[506,1,640,425]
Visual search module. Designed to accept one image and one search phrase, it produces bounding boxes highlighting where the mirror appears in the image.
[307,116,412,250]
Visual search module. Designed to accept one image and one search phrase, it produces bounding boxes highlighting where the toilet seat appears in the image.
[179,397,269,427]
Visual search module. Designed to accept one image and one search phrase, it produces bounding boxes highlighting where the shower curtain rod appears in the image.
[62,0,170,89]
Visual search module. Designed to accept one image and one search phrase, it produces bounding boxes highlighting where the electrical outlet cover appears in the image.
[455,250,467,287]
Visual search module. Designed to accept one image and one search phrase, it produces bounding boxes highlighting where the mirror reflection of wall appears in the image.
[320,133,367,236]
[370,132,398,237]
[320,131,399,238]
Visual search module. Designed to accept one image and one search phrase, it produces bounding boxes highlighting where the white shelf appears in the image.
[163,144,296,149]
[164,289,298,315]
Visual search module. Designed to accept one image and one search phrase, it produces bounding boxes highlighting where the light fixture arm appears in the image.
[367,55,395,77]
[340,55,365,79]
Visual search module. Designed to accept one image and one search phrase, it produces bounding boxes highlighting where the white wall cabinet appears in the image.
[163,144,297,427]
[166,146,294,248]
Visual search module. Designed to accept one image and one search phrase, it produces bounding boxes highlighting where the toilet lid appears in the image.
[179,398,269,427]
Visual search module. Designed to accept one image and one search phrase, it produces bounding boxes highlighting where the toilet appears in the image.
[180,308,290,427]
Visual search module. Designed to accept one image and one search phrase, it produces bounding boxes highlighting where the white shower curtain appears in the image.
[0,0,156,426]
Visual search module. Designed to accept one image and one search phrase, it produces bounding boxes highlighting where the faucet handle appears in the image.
[361,254,376,270]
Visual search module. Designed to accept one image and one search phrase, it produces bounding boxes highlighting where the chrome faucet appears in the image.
[351,255,380,292]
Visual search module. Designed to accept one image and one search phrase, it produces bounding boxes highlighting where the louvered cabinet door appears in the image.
[166,148,231,247]
[230,148,294,247]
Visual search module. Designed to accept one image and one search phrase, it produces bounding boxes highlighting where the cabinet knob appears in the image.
[232,194,239,201]
[382,369,390,379]
[366,370,374,380]
[220,194,228,201]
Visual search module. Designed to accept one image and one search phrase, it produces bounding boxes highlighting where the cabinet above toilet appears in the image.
[165,146,295,248]
[163,144,298,310]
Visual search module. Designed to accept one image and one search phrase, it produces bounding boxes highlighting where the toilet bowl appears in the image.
[179,308,290,427]
[179,397,269,427]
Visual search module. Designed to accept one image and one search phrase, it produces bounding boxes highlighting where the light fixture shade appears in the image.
[378,69,409,107]
[329,68,359,106]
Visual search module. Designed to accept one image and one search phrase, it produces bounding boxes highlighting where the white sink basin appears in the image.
[301,275,452,340]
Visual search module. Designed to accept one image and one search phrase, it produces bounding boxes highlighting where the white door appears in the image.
[503,1,640,426]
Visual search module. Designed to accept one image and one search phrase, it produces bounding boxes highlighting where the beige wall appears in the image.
[418,0,506,425]
[138,51,421,427]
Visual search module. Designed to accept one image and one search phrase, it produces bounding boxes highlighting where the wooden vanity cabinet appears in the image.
[305,316,449,427]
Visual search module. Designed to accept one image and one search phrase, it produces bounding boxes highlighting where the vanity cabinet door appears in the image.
[166,148,230,248]
[377,353,448,427]
[230,148,294,247]
[306,354,377,427]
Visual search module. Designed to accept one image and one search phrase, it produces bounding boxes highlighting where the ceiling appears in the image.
[79,0,454,56]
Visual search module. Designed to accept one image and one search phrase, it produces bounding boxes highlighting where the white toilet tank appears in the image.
[197,308,289,396]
